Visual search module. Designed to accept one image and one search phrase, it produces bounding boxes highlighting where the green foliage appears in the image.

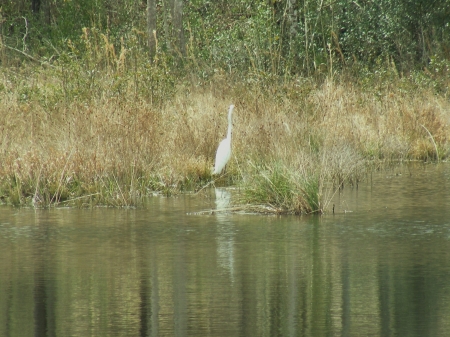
[37,27,177,105]
[240,161,322,214]
[2,0,449,76]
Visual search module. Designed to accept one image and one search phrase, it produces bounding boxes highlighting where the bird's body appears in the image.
[214,137,231,174]
[213,105,234,175]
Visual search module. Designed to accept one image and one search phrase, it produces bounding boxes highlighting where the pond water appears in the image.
[1,163,450,337]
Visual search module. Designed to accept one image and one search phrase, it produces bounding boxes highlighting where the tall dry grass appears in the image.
[0,59,449,209]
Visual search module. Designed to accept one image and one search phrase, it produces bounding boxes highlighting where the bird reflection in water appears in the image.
[215,188,235,282]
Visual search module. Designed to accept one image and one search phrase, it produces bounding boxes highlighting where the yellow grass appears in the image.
[0,63,449,207]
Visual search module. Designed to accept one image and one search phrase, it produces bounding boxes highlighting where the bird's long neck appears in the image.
[227,106,233,139]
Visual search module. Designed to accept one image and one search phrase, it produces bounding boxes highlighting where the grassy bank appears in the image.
[0,58,449,211]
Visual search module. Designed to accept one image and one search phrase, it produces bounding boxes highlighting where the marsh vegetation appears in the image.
[1,0,449,212]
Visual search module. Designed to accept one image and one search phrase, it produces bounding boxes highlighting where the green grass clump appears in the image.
[239,161,321,215]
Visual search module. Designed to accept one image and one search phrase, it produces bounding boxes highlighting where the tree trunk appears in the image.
[31,0,41,13]
[286,0,299,72]
[172,0,185,58]
[162,0,173,53]
[147,0,157,61]
[286,0,298,43]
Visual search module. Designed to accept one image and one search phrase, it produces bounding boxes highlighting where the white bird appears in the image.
[213,105,235,175]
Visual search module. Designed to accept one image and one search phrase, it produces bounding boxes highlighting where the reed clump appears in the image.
[1,33,449,211]
[238,161,321,214]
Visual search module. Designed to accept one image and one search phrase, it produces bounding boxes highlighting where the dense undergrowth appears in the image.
[1,53,449,212]
[1,1,450,212]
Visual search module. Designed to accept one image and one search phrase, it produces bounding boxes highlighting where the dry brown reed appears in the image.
[0,63,449,208]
